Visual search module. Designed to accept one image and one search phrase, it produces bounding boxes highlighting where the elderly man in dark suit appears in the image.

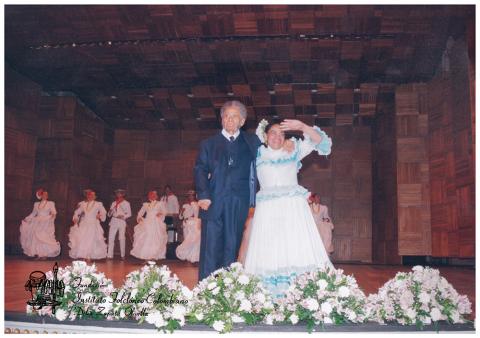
[194,100,293,280]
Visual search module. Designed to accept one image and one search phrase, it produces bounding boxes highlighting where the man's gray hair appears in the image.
[220,100,248,119]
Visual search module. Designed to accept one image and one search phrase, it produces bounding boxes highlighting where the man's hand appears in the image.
[198,199,212,211]
[282,139,295,153]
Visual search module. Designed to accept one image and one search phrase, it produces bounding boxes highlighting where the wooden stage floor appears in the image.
[5,256,475,320]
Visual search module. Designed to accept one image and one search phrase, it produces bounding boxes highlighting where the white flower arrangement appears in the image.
[255,119,269,143]
[112,261,192,333]
[187,262,275,333]
[27,261,116,321]
[25,262,473,333]
[366,266,472,327]
[270,266,368,332]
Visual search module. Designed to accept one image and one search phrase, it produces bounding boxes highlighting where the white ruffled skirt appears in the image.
[176,218,201,263]
[68,217,108,259]
[244,194,333,297]
[130,216,167,260]
[20,215,60,257]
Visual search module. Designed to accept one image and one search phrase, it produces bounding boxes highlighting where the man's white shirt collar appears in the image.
[221,129,240,141]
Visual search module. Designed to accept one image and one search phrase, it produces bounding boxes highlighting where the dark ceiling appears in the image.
[5,5,474,129]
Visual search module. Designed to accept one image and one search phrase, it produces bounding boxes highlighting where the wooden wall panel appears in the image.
[395,83,432,256]
[425,36,475,258]
[32,96,114,256]
[372,85,401,264]
[5,66,42,254]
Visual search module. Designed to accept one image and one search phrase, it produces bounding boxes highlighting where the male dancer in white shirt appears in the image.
[107,189,132,260]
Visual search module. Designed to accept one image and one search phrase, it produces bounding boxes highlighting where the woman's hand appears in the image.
[279,119,306,132]
[198,199,211,211]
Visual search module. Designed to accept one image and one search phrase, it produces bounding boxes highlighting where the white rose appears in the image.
[232,314,245,323]
[347,310,357,321]
[412,265,424,273]
[234,291,245,300]
[195,312,204,321]
[119,309,126,319]
[419,291,430,304]
[317,279,328,290]
[238,275,250,285]
[450,310,460,323]
[406,308,417,320]
[224,277,233,285]
[265,314,274,325]
[130,288,138,299]
[171,305,186,320]
[430,307,442,321]
[290,313,299,325]
[211,286,220,295]
[26,305,33,314]
[212,320,225,332]
[146,311,166,328]
[324,316,333,324]
[230,262,243,270]
[255,293,266,304]
[181,286,193,299]
[338,286,350,298]
[239,299,252,312]
[421,316,432,325]
[55,309,68,321]
[304,298,319,311]
[152,281,161,289]
[321,302,333,315]
[207,282,217,290]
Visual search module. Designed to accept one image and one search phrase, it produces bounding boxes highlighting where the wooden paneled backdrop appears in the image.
[112,125,373,263]
[4,31,474,261]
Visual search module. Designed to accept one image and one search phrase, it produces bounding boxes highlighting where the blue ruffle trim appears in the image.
[305,126,332,156]
[256,185,310,203]
[262,273,298,298]
[256,144,300,168]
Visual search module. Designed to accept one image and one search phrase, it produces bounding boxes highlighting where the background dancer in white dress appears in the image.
[176,190,201,263]
[130,190,168,262]
[107,189,132,260]
[68,189,108,260]
[309,193,334,255]
[244,119,334,298]
[19,190,60,259]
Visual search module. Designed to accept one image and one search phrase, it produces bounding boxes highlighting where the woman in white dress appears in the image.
[19,190,60,259]
[309,193,334,255]
[68,189,108,260]
[130,190,168,261]
[176,190,201,263]
[244,119,334,298]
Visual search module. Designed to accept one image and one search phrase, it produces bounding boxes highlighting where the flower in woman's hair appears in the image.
[256,119,269,143]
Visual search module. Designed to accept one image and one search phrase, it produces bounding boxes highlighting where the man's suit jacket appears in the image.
[194,130,261,220]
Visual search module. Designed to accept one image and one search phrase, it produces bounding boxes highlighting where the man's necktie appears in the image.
[228,136,234,166]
